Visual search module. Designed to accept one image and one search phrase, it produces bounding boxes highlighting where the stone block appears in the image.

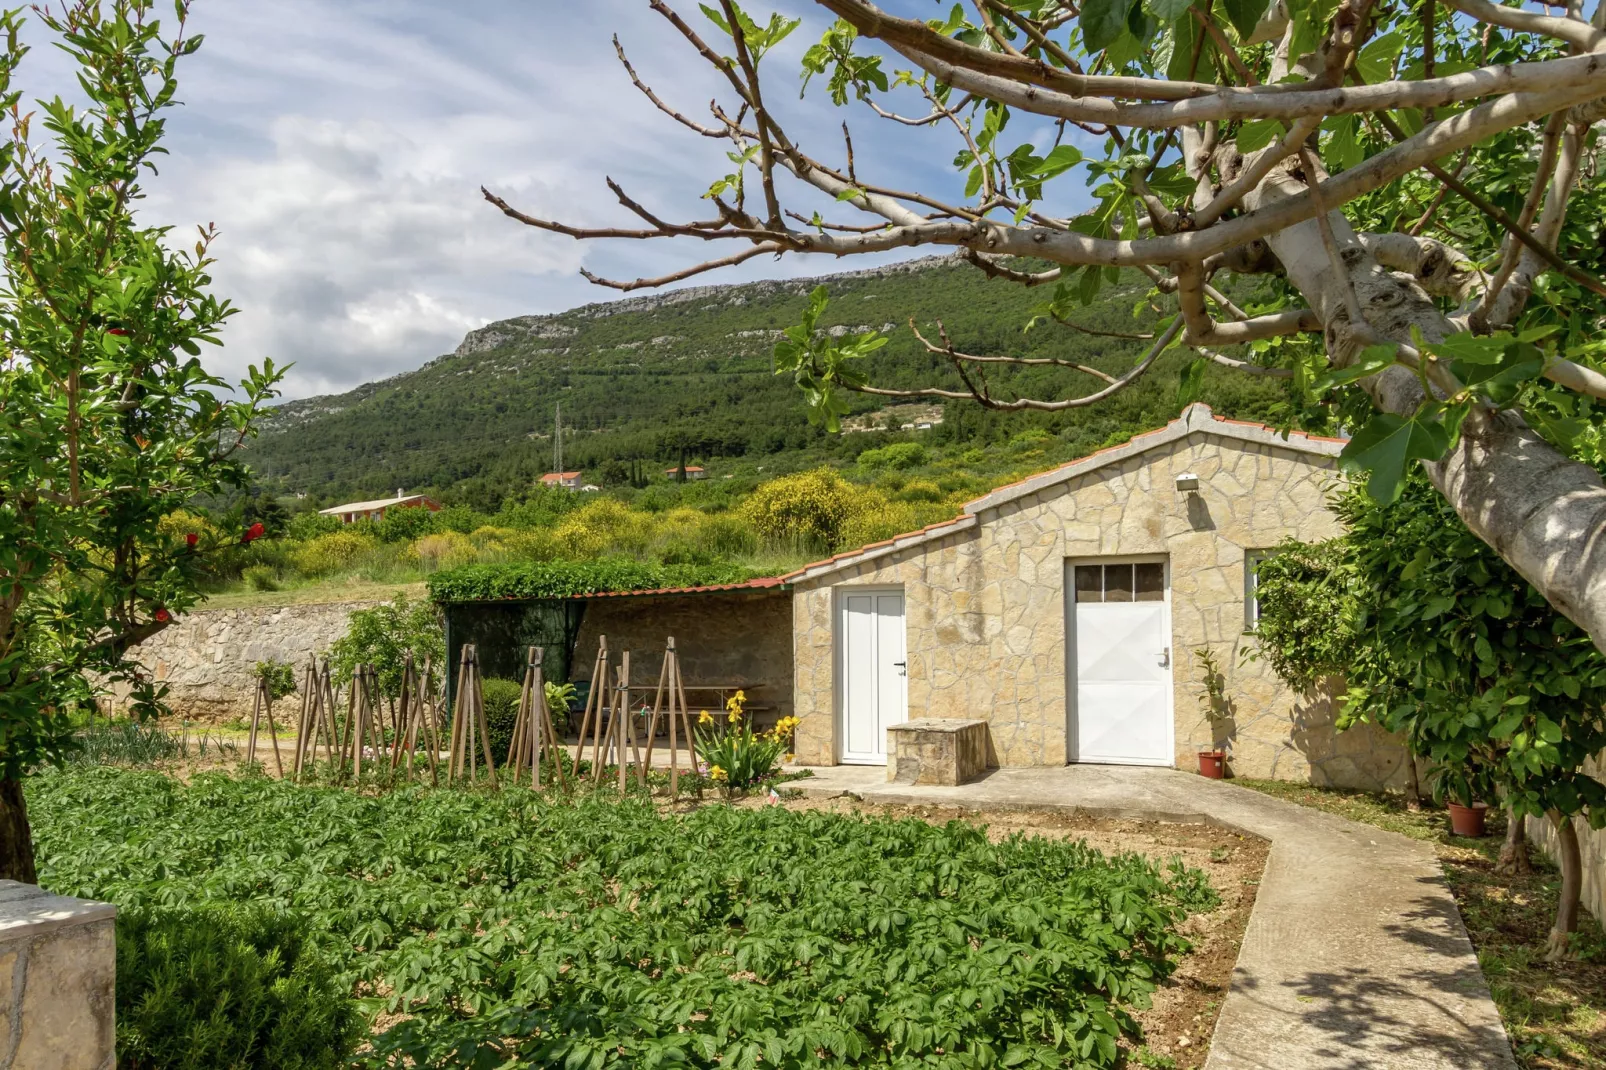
[887,718,990,785]
[0,880,115,1070]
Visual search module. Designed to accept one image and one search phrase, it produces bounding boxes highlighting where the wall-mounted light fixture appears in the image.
[1175,472,1200,492]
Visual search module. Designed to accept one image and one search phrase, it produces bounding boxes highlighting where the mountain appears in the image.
[245,255,1293,506]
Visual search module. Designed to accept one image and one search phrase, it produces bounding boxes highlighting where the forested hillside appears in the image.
[246,255,1294,507]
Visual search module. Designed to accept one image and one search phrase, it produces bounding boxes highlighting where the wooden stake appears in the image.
[448,647,470,783]
[570,636,609,779]
[246,677,263,766]
[293,659,316,780]
[262,677,284,778]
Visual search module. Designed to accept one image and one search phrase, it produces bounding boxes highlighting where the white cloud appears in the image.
[11,0,1098,399]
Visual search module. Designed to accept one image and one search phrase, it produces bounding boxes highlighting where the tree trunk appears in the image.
[1404,753,1422,812]
[1546,811,1582,962]
[0,778,37,884]
[1496,803,1533,876]
[1244,167,1606,657]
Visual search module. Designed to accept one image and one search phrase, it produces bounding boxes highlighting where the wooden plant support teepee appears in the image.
[643,637,702,799]
[448,644,498,788]
[245,673,284,777]
[293,657,338,781]
[592,651,640,790]
[390,653,441,784]
[569,636,610,779]
[507,646,568,790]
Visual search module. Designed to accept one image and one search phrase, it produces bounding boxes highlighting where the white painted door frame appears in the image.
[1064,555,1175,767]
[834,586,908,764]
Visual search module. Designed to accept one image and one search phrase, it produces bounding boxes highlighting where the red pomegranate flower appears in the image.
[154,607,170,623]
[185,532,198,547]
[107,327,128,336]
[241,522,265,543]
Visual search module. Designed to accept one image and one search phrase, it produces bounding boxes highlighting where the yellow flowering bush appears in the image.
[293,531,378,577]
[410,531,475,571]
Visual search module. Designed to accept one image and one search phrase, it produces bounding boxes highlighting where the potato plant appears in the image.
[31,768,1217,1069]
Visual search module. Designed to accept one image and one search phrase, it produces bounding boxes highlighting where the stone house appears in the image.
[783,403,1408,790]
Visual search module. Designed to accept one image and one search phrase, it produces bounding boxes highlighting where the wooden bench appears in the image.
[886,719,990,786]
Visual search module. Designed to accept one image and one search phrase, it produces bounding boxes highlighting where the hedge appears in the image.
[425,557,762,603]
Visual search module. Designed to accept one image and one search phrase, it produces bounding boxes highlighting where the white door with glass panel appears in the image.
[1069,560,1173,765]
[838,590,907,764]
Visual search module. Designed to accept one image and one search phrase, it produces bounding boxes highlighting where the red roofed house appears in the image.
[541,471,583,491]
[664,465,708,481]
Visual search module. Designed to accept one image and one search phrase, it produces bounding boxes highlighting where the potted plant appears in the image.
[1195,648,1232,779]
[1446,799,1490,837]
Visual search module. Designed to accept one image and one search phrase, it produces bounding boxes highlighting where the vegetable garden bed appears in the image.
[31,767,1229,1069]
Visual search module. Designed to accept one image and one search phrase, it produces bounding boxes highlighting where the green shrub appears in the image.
[695,512,759,558]
[115,903,359,1070]
[292,531,377,577]
[285,512,342,541]
[737,467,859,550]
[377,505,438,543]
[326,594,444,698]
[242,565,279,592]
[426,558,754,603]
[252,660,297,702]
[857,441,926,470]
[479,677,523,764]
[434,504,489,534]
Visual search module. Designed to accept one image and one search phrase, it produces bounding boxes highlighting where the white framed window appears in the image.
[1245,549,1275,630]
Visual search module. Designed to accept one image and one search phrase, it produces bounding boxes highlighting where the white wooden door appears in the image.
[1069,561,1173,766]
[838,590,907,764]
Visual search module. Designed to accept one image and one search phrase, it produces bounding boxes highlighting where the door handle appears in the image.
[892,660,907,676]
[1159,647,1170,668]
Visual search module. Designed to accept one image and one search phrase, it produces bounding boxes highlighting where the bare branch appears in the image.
[613,35,725,138]
[856,318,1185,411]
[1473,112,1567,326]
[481,187,723,240]
[580,244,784,291]
[1199,117,1322,226]
[1196,348,1296,377]
[1444,0,1605,52]
[909,319,1118,383]
[907,46,1606,128]
[816,0,1220,101]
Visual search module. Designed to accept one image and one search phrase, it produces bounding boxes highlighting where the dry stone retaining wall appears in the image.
[109,599,380,723]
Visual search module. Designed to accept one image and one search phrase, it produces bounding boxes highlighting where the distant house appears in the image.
[664,465,708,481]
[541,471,583,491]
[319,490,440,525]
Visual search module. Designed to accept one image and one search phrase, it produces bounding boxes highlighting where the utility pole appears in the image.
[554,402,562,482]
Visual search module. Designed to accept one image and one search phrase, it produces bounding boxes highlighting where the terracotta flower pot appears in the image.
[1447,801,1489,837]
[1198,750,1226,779]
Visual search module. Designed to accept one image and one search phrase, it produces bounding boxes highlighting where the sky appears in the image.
[28,1,1095,399]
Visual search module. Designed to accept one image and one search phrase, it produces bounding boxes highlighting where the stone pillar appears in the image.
[0,881,115,1070]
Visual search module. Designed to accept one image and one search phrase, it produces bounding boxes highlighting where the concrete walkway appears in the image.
[787,764,1516,1070]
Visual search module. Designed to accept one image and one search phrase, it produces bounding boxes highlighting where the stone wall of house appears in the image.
[0,882,116,1069]
[108,599,380,723]
[792,428,1412,789]
[573,591,794,725]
